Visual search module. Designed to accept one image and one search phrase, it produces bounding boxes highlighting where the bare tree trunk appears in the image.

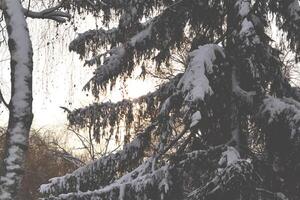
[0,0,34,199]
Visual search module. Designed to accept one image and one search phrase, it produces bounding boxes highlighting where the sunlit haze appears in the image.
[0,15,155,129]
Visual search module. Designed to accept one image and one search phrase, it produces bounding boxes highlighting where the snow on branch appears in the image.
[69,28,119,58]
[72,0,197,96]
[177,44,225,103]
[40,145,227,200]
[39,123,156,197]
[188,159,254,199]
[175,146,256,199]
[258,96,300,139]
[235,0,261,46]
[231,0,290,99]
[80,19,157,97]
[41,160,176,200]
[157,44,225,143]
[40,143,257,200]
[69,0,205,61]
[83,45,128,97]
[78,23,157,96]
[77,22,161,96]
[187,146,255,200]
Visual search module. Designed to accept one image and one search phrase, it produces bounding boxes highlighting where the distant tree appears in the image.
[41,0,300,200]
[0,1,70,199]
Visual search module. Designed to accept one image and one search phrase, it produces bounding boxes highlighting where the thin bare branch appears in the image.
[0,89,9,109]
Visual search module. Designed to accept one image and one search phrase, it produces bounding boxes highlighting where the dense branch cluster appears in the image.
[40,0,300,199]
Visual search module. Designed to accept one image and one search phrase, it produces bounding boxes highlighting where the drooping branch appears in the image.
[71,0,228,96]
[269,0,300,56]
[0,89,9,109]
[68,73,182,139]
[42,160,178,200]
[69,27,119,58]
[40,145,258,200]
[40,122,157,196]
[39,0,300,199]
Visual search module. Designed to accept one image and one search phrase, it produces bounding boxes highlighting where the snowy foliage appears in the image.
[188,147,255,200]
[218,146,240,166]
[40,0,300,199]
[41,161,175,200]
[68,0,227,96]
[178,44,225,103]
[259,96,300,138]
[40,124,155,196]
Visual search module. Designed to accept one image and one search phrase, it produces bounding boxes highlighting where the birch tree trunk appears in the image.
[0,0,34,199]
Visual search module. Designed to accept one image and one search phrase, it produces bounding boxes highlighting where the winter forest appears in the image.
[0,0,300,199]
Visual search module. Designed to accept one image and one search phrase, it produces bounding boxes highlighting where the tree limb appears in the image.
[22,0,71,23]
[0,1,71,23]
[0,89,9,109]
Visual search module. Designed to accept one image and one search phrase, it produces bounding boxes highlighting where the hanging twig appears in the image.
[0,89,9,109]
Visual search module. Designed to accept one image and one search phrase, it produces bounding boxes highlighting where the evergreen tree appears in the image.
[40,0,300,199]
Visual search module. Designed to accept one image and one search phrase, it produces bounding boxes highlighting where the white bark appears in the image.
[0,0,34,199]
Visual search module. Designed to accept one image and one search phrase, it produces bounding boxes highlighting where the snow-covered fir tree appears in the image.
[40,0,300,199]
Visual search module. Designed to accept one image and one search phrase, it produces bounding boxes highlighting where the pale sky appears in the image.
[0,15,155,130]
